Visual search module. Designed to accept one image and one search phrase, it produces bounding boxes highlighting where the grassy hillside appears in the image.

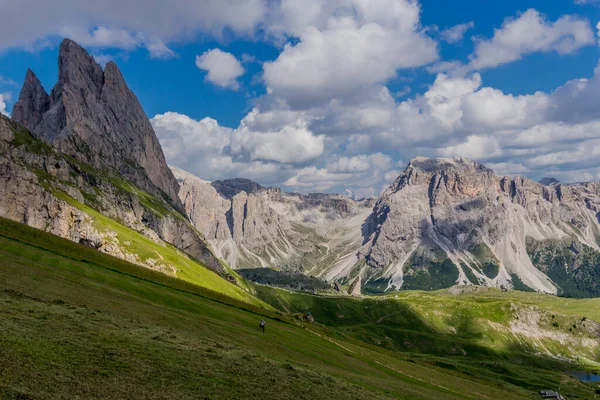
[0,218,598,399]
[252,284,600,396]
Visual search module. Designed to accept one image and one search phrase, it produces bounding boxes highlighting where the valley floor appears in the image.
[0,218,598,399]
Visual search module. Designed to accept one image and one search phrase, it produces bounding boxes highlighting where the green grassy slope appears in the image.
[0,218,584,399]
[252,285,600,397]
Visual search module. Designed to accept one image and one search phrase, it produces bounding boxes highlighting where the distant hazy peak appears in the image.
[539,177,560,186]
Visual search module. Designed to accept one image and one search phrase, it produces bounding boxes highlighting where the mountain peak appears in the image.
[103,61,127,89]
[56,37,103,96]
[11,68,50,132]
[539,177,560,186]
[211,178,267,199]
[407,156,490,173]
[12,38,182,209]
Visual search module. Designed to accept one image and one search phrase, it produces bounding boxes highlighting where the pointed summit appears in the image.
[103,61,127,88]
[56,38,103,94]
[12,69,50,131]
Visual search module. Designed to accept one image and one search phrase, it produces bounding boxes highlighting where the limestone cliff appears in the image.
[172,167,373,272]
[351,157,600,295]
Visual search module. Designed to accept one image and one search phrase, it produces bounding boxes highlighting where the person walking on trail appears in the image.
[257,319,265,333]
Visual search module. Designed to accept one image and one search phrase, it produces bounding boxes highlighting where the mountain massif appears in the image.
[174,158,600,297]
[2,39,600,298]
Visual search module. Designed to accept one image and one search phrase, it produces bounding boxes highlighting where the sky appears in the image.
[1,0,600,198]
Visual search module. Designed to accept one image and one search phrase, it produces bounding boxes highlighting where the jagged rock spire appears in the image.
[12,38,182,209]
[12,69,50,132]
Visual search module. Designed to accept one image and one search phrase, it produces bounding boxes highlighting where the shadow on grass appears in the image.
[253,285,594,395]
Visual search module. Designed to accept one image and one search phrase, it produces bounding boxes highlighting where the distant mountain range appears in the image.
[2,39,600,298]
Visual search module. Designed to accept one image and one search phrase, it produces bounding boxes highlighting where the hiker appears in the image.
[257,319,265,333]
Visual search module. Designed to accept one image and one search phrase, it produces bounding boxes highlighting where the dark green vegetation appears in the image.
[401,240,460,291]
[238,268,331,291]
[509,273,535,292]
[471,243,500,279]
[403,258,459,290]
[527,237,600,297]
[10,121,53,155]
[1,218,599,399]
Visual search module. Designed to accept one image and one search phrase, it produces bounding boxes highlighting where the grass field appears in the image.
[0,217,599,399]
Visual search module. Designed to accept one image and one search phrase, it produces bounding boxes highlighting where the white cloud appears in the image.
[57,26,175,58]
[262,0,438,107]
[438,135,502,160]
[151,112,291,184]
[196,49,244,90]
[469,9,594,70]
[326,153,393,173]
[395,86,412,98]
[284,153,393,193]
[0,92,12,116]
[440,21,474,44]
[231,108,325,164]
[0,0,267,53]
[152,57,600,194]
[384,170,401,182]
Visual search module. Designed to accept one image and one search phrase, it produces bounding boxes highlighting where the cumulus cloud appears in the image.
[440,21,474,43]
[151,112,291,184]
[0,93,12,116]
[153,57,600,194]
[469,9,594,70]
[262,0,438,107]
[231,108,325,163]
[285,153,394,194]
[0,0,267,54]
[196,49,244,90]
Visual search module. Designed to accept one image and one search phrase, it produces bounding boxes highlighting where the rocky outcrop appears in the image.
[11,70,50,132]
[12,39,182,210]
[539,177,559,186]
[0,116,173,273]
[172,166,373,271]
[173,167,294,268]
[349,275,362,297]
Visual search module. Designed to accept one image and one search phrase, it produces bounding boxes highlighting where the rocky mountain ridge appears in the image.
[172,166,373,272]
[1,39,223,279]
[175,157,600,297]
[12,39,181,209]
[354,157,600,296]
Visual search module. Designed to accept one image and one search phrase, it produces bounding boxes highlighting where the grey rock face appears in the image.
[172,167,373,271]
[211,178,276,200]
[11,70,50,132]
[354,157,600,294]
[12,39,181,210]
[172,157,600,296]
[4,40,225,277]
[173,167,292,268]
[0,115,223,274]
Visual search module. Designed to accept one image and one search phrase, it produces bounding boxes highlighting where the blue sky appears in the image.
[1,0,600,197]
